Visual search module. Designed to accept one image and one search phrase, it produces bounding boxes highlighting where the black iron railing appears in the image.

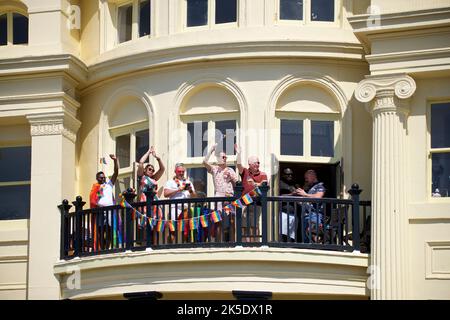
[58,183,370,259]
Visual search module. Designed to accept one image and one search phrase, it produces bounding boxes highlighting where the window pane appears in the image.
[431,102,450,149]
[139,0,151,37]
[135,129,149,162]
[116,134,131,168]
[311,0,334,22]
[187,122,208,157]
[187,0,208,27]
[13,13,28,44]
[118,4,132,43]
[0,185,30,220]
[0,14,7,45]
[215,0,237,24]
[215,120,236,155]
[281,120,303,156]
[115,175,131,200]
[187,167,207,197]
[432,153,450,198]
[311,120,334,157]
[280,0,303,20]
[0,146,31,182]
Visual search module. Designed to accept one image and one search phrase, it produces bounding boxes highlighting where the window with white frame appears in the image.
[0,11,28,46]
[183,117,238,196]
[110,123,149,199]
[279,115,337,160]
[278,0,336,23]
[0,146,31,220]
[117,0,151,44]
[430,102,450,198]
[186,0,237,28]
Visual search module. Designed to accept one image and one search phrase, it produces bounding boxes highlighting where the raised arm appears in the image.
[234,144,245,174]
[151,148,165,181]
[137,148,152,177]
[109,154,119,185]
[203,144,217,173]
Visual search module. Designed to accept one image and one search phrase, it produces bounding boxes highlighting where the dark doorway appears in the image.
[278,162,342,198]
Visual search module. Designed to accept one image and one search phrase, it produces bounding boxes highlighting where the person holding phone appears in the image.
[164,163,197,242]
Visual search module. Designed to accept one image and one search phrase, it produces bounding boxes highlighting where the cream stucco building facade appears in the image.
[0,0,449,300]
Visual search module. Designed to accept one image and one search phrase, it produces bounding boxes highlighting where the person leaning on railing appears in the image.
[294,169,325,243]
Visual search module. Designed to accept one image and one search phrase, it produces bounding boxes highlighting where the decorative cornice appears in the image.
[27,112,81,143]
[355,74,416,115]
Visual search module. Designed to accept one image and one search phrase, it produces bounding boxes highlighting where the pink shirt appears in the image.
[209,166,237,196]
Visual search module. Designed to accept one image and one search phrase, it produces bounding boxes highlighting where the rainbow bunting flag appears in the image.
[156,220,165,233]
[177,219,185,231]
[241,193,253,205]
[148,217,154,229]
[199,215,208,228]
[189,218,196,231]
[167,220,175,232]
[140,214,146,228]
[210,210,222,223]
[232,199,245,209]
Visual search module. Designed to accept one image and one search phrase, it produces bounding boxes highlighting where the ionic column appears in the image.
[26,112,80,299]
[355,74,416,300]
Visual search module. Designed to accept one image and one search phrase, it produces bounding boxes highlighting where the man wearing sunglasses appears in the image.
[203,143,238,242]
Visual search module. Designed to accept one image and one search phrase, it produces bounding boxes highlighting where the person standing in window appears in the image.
[203,143,238,242]
[89,154,119,250]
[137,146,165,244]
[279,168,297,242]
[295,169,325,243]
[235,144,268,242]
[137,146,165,201]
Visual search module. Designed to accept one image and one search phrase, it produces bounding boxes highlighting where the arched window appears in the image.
[274,82,343,198]
[106,96,150,198]
[179,84,240,197]
[0,9,28,46]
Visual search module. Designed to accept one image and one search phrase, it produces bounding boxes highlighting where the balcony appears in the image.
[54,183,371,300]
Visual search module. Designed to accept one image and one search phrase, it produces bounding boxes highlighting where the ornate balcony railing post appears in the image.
[349,184,362,252]
[72,196,85,257]
[259,182,270,245]
[58,199,72,259]
[124,188,137,250]
[144,187,156,247]
[234,182,243,245]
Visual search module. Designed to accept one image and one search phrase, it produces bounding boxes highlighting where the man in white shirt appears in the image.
[164,163,197,219]
[164,163,197,243]
[89,154,119,250]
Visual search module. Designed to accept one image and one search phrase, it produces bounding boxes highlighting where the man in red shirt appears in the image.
[235,145,268,242]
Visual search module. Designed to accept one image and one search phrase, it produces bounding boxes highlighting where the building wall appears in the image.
[371,0,450,14]
[407,77,450,299]
[77,60,371,201]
